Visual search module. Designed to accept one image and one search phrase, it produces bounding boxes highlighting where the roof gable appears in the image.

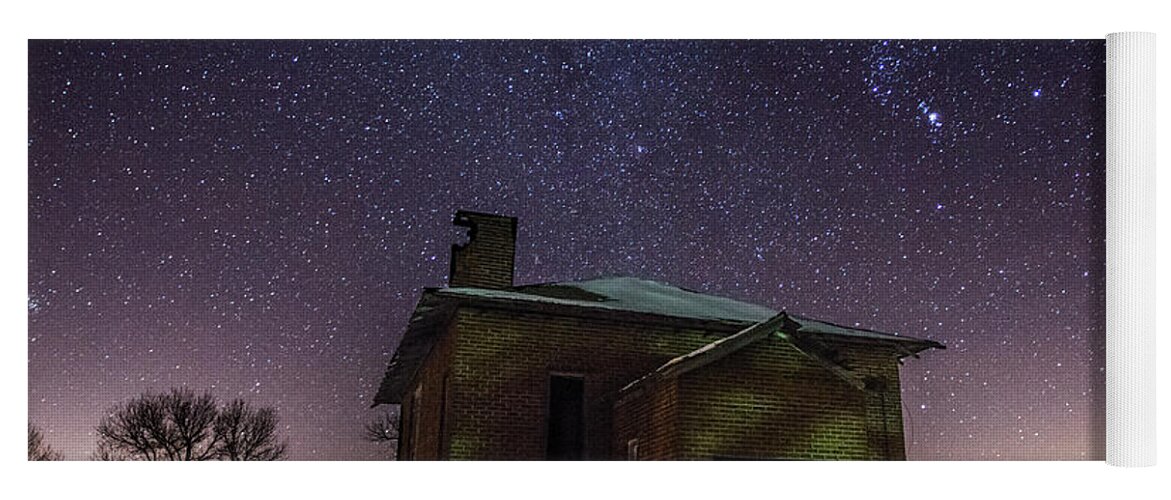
[371,292,455,406]
[627,311,943,394]
[374,276,943,406]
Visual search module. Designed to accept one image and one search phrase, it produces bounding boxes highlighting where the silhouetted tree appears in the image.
[365,409,400,444]
[91,440,130,461]
[95,387,287,461]
[213,399,287,460]
[28,423,62,461]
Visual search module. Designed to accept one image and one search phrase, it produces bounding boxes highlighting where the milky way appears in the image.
[28,40,1105,460]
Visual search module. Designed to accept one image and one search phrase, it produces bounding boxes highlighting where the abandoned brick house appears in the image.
[373,211,943,460]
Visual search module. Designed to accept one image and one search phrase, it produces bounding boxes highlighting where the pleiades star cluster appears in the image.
[28,40,1104,460]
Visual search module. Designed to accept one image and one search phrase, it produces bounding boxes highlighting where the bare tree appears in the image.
[213,399,287,460]
[28,423,62,461]
[95,388,218,460]
[91,440,130,461]
[95,387,286,460]
[365,409,400,443]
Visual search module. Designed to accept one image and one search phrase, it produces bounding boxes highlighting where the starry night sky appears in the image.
[28,40,1104,460]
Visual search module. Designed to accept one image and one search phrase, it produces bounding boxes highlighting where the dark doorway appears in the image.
[546,375,585,460]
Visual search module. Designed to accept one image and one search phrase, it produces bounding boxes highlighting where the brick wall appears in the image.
[674,337,905,460]
[400,321,456,460]
[846,346,908,460]
[613,388,648,459]
[402,302,909,460]
[443,306,729,460]
[614,377,681,459]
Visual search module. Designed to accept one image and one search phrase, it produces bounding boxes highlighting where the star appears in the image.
[27,39,1106,461]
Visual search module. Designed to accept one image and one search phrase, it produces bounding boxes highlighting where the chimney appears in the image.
[448,211,517,289]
